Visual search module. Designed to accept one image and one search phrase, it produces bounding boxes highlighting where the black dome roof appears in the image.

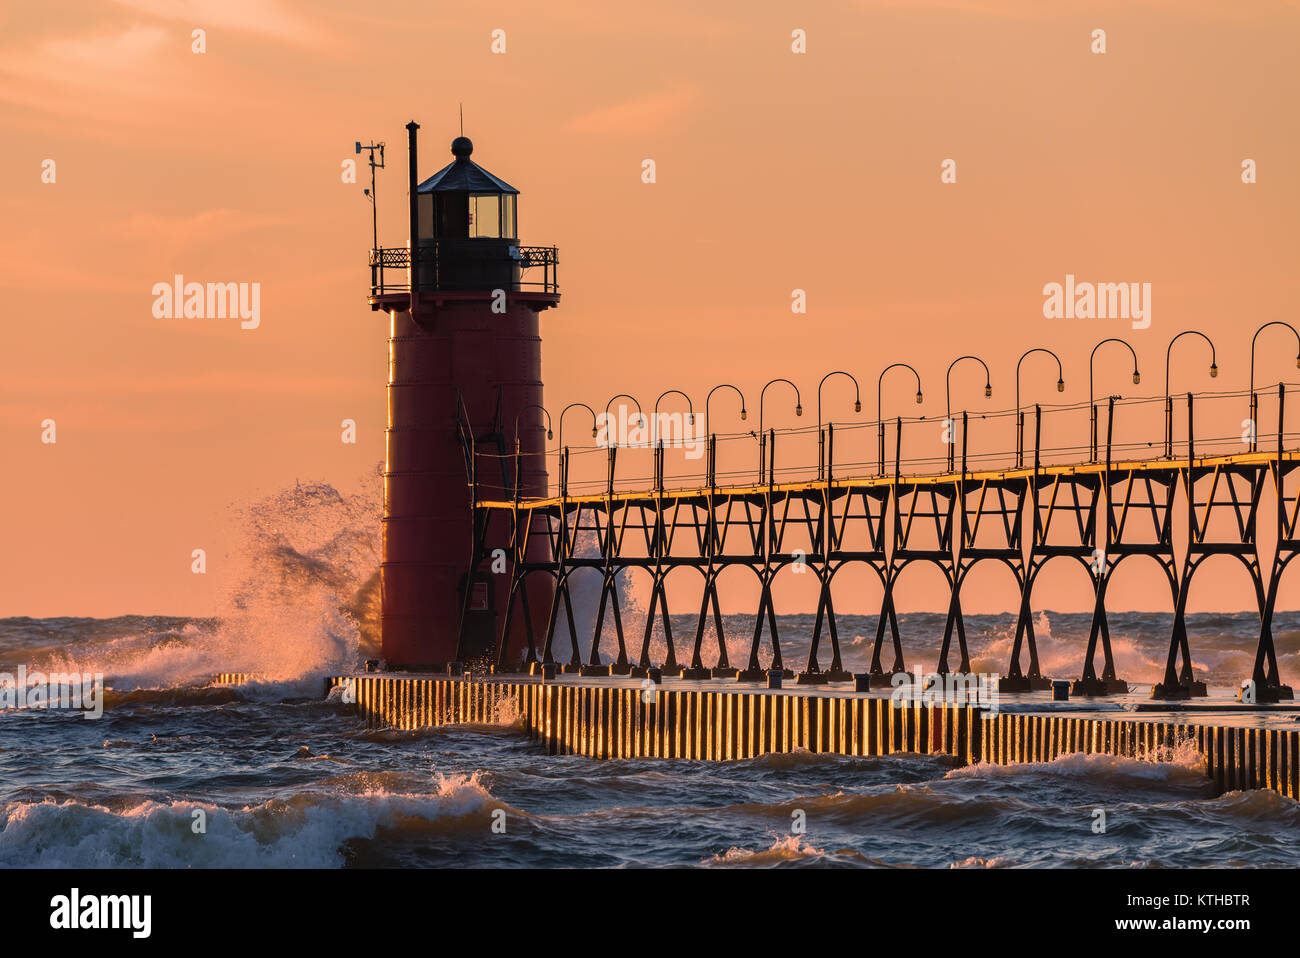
[417,138,518,194]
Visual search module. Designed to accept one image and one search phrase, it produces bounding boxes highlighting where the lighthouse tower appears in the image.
[368,122,558,669]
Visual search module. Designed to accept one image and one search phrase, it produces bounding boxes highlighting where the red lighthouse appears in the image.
[368,122,558,669]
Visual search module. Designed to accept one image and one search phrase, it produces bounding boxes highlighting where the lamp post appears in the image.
[944,356,991,472]
[1249,322,1300,452]
[652,390,696,492]
[705,384,747,489]
[557,403,597,495]
[1163,331,1217,458]
[1088,339,1140,462]
[877,363,923,476]
[1015,348,1065,468]
[513,403,552,447]
[705,384,747,438]
[758,378,802,484]
[817,371,861,479]
[512,403,553,497]
[653,389,696,446]
[603,393,644,449]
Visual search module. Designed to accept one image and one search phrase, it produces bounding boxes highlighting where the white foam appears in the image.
[0,771,492,868]
[706,833,826,864]
[29,480,379,693]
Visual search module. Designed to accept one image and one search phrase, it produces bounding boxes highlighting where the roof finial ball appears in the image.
[451,136,473,160]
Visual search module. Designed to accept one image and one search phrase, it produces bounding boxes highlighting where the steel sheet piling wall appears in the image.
[319,675,1300,800]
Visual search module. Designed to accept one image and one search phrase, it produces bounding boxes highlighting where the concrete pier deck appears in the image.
[288,672,1300,799]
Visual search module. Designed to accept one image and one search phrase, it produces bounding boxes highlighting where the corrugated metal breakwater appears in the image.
[325,674,1300,800]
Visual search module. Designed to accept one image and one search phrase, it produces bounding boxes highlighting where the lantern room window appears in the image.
[469,194,500,238]
[502,194,516,239]
[466,193,516,239]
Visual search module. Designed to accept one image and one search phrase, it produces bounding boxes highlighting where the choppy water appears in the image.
[3,608,1300,868]
[2,480,1298,868]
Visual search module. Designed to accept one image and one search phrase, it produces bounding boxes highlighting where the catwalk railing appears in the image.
[458,383,1300,701]
[369,243,559,295]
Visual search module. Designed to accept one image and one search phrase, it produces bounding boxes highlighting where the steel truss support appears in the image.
[468,392,1298,703]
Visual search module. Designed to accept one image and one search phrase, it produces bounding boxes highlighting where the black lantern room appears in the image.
[415,137,522,291]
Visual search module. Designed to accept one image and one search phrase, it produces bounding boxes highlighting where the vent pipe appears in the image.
[406,120,420,291]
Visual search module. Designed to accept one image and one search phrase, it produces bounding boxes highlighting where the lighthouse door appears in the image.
[457,571,497,661]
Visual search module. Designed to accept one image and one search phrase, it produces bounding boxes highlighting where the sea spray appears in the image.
[29,475,382,691]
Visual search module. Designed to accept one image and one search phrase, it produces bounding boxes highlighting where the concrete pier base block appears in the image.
[1072,677,1129,696]
[1265,684,1294,702]
[580,664,611,677]
[681,666,712,680]
[610,662,633,676]
[1241,682,1294,703]
[795,671,829,685]
[736,668,765,682]
[1153,679,1208,699]
[999,675,1053,693]
[711,666,739,679]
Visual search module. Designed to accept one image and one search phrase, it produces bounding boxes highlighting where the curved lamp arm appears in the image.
[759,378,803,436]
[513,403,553,447]
[945,355,991,424]
[558,402,598,452]
[877,363,923,424]
[603,393,644,448]
[817,370,862,429]
[1015,348,1065,414]
[1164,330,1218,401]
[653,389,696,445]
[1089,338,1140,407]
[705,383,747,438]
[1250,321,1300,397]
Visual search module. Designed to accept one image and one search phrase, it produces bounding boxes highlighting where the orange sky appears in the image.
[2,0,1299,618]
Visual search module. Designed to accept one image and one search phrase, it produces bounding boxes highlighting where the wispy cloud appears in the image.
[0,24,168,92]
[116,209,293,250]
[0,23,184,128]
[0,204,292,294]
[109,0,328,46]
[567,86,699,137]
